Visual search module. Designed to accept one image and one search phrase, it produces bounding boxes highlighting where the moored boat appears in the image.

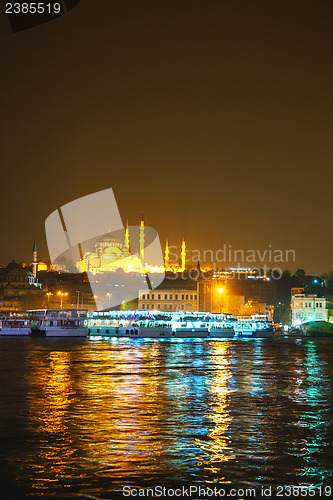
[0,313,30,336]
[29,309,88,337]
[234,316,274,338]
[302,321,333,338]
[208,320,235,338]
[87,311,236,340]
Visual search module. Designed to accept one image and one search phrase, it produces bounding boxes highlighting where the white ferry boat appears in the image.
[234,315,274,338]
[87,311,172,338]
[208,319,235,338]
[171,314,209,337]
[0,313,30,336]
[29,309,88,337]
[87,311,236,339]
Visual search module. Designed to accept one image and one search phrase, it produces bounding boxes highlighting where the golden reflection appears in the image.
[74,341,174,479]
[26,348,75,491]
[28,350,73,434]
[197,343,235,478]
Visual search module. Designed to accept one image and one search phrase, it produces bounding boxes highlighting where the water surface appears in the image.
[0,337,332,498]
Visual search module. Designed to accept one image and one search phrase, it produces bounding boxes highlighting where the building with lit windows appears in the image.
[138,288,198,312]
[74,216,164,275]
[291,294,330,325]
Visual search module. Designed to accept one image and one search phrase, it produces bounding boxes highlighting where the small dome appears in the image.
[6,267,34,277]
[6,260,20,270]
[99,235,121,244]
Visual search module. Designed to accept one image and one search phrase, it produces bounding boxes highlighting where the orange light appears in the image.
[218,288,223,294]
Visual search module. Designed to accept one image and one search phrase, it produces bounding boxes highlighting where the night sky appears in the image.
[1,0,332,274]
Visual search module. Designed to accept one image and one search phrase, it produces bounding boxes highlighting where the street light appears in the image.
[57,291,68,309]
[217,287,224,314]
[46,292,52,308]
[107,292,112,308]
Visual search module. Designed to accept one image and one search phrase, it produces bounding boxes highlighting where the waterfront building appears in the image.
[138,288,198,312]
[0,260,44,310]
[138,273,197,311]
[291,294,330,325]
[197,279,247,315]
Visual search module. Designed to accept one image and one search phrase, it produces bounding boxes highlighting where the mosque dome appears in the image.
[95,235,124,250]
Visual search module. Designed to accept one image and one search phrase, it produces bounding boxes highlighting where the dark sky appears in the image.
[1,0,332,274]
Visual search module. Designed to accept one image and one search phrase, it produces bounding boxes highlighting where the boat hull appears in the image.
[88,326,232,339]
[254,330,274,338]
[303,321,333,338]
[208,328,235,338]
[0,328,30,337]
[30,327,87,337]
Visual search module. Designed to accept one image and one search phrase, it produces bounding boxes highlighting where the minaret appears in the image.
[181,236,186,272]
[139,212,145,268]
[125,220,131,255]
[32,240,38,278]
[164,239,169,271]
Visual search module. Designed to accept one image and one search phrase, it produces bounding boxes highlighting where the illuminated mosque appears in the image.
[76,215,187,275]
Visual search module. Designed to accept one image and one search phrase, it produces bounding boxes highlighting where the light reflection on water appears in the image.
[0,337,332,498]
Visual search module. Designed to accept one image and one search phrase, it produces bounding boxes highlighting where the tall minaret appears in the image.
[181,236,186,272]
[139,212,145,267]
[32,240,38,278]
[164,239,169,271]
[125,220,131,255]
